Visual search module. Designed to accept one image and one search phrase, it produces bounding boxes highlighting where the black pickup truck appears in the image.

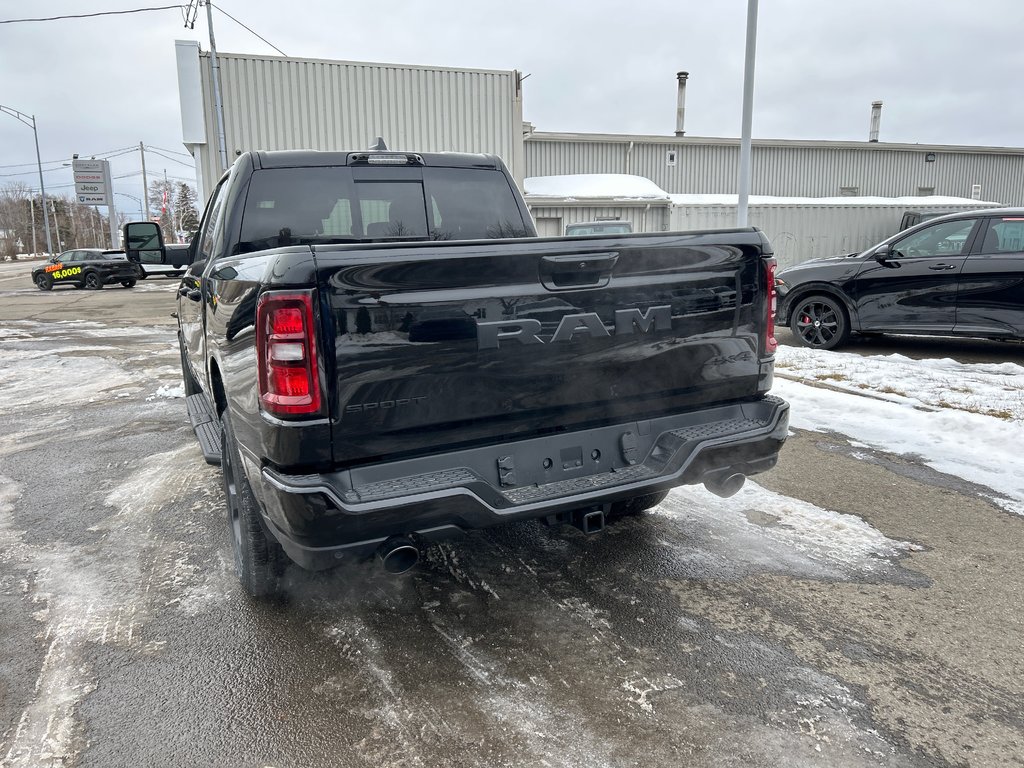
[126,148,789,597]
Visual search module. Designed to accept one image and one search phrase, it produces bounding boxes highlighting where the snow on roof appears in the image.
[524,174,670,200]
[669,193,1002,207]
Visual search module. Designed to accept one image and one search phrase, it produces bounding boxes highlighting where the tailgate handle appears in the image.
[539,252,618,291]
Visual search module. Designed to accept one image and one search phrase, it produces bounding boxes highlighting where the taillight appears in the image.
[256,290,322,417]
[764,260,778,355]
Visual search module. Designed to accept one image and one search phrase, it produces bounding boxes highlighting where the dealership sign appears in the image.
[73,158,112,205]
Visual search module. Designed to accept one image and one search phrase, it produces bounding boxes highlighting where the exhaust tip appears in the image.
[377,538,420,575]
[704,472,746,499]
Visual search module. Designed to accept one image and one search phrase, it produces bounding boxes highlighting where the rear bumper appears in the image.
[246,395,789,569]
[99,267,140,283]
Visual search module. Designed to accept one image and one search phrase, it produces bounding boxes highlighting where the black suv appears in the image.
[32,249,140,291]
[776,208,1024,349]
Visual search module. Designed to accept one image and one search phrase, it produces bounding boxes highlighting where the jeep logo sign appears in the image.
[477,306,672,350]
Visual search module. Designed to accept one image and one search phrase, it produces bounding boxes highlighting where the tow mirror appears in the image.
[123,221,166,265]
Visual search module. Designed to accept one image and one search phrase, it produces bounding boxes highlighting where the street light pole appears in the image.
[736,0,759,228]
[116,192,144,221]
[1,104,53,253]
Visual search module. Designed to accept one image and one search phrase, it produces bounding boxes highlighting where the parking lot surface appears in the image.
[1,259,1022,767]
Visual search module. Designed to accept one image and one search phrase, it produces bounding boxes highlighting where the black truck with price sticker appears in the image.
[124,147,789,598]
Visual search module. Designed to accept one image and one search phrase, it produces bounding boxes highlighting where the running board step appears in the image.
[186,393,221,466]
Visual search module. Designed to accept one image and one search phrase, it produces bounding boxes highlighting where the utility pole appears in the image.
[206,1,229,173]
[140,141,150,219]
[69,202,78,247]
[164,168,177,242]
[50,198,62,251]
[29,198,37,254]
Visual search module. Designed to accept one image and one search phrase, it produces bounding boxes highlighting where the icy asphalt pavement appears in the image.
[1,263,1022,767]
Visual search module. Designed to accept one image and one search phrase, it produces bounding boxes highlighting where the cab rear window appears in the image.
[237,166,528,252]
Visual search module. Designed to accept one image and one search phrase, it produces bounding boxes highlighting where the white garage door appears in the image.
[533,217,563,237]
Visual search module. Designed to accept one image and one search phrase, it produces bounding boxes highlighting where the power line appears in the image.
[144,147,196,167]
[0,145,138,169]
[0,147,142,178]
[0,5,183,25]
[146,144,192,158]
[208,2,286,56]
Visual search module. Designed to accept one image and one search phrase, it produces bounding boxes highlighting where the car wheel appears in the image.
[121,279,137,288]
[34,273,53,291]
[83,271,103,290]
[609,491,669,519]
[789,295,850,350]
[221,409,286,598]
[179,335,201,396]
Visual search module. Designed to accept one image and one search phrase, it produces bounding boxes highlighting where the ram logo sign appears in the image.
[477,306,672,350]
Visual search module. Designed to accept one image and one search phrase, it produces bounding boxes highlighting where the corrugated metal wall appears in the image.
[526,203,669,234]
[526,136,1024,206]
[670,201,997,270]
[195,52,523,198]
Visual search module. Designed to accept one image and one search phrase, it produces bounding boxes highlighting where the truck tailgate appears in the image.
[314,230,772,466]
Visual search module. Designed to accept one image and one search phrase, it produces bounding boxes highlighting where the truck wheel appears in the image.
[178,335,201,396]
[221,410,285,598]
[83,271,103,290]
[609,491,669,518]
[121,279,137,288]
[789,295,849,350]
[34,273,53,291]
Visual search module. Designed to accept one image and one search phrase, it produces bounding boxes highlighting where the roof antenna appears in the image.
[370,136,388,151]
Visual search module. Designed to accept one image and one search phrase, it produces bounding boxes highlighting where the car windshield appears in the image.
[237,165,529,252]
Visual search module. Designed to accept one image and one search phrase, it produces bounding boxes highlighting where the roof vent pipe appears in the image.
[675,72,689,137]
[869,100,882,142]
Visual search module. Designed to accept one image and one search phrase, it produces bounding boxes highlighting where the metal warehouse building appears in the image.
[175,42,525,201]
[175,46,1023,215]
[524,130,1024,207]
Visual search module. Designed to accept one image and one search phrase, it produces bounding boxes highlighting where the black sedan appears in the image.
[776,208,1024,349]
[32,249,140,291]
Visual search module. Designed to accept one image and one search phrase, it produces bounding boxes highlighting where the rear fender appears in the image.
[781,282,860,331]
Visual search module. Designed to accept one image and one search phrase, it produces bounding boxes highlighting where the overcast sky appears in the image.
[1,0,1022,211]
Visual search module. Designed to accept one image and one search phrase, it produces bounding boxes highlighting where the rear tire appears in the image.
[609,491,669,519]
[34,273,53,291]
[84,271,103,290]
[789,294,850,350]
[121,279,137,288]
[221,410,286,598]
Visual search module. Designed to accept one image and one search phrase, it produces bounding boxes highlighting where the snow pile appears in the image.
[148,383,185,400]
[0,350,138,408]
[776,346,1024,422]
[658,482,915,578]
[776,346,1024,517]
[524,174,670,200]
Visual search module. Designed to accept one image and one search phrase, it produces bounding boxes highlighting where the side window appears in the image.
[977,218,1024,254]
[196,180,229,262]
[892,218,978,258]
[62,251,79,263]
